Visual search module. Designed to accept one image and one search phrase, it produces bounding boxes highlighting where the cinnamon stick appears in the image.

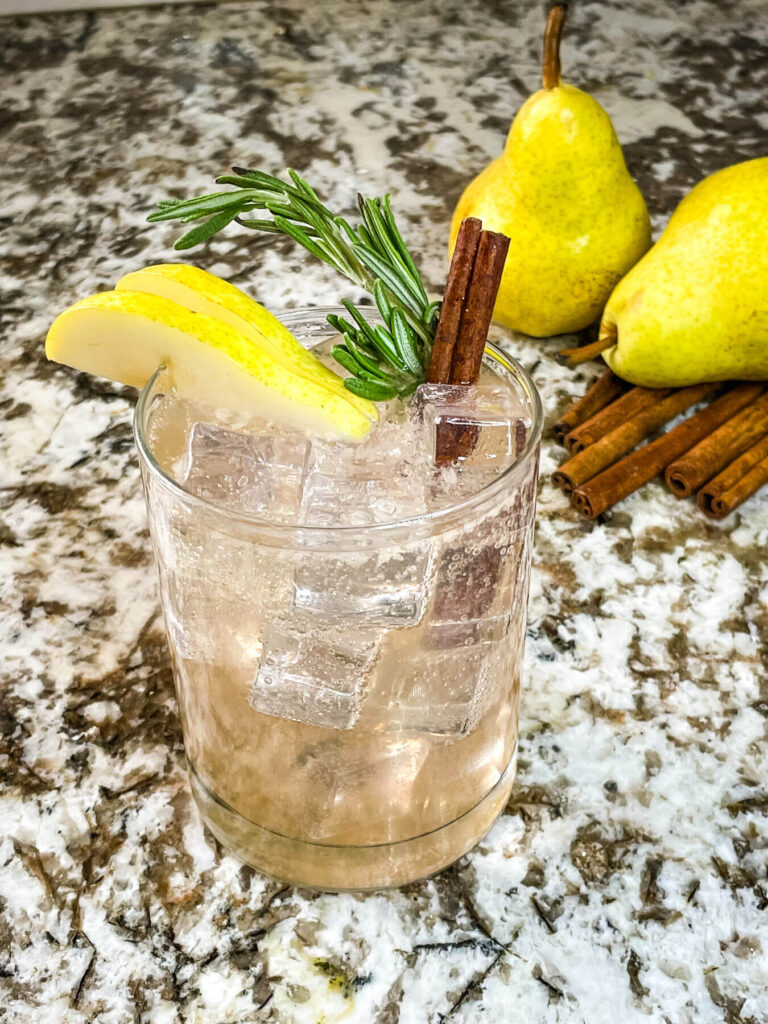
[552,369,627,444]
[431,225,510,464]
[563,386,672,454]
[570,383,765,519]
[697,432,768,519]
[552,383,713,494]
[450,230,510,385]
[434,400,478,465]
[428,217,482,384]
[665,390,768,498]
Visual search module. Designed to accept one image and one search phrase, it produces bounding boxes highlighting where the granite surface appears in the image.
[2,1,768,1021]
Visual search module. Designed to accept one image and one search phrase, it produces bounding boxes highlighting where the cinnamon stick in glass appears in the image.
[450,230,510,385]
[431,226,510,464]
[563,385,672,454]
[570,383,765,518]
[428,217,482,384]
[665,390,768,498]
[552,383,713,494]
[552,369,627,445]
[697,432,768,519]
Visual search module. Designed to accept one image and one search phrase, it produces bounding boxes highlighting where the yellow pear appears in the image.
[451,4,651,336]
[598,157,768,387]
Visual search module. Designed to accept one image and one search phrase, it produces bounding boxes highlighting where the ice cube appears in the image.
[414,382,531,471]
[292,547,432,627]
[299,420,425,526]
[424,536,514,650]
[380,644,498,736]
[294,733,430,843]
[300,470,412,526]
[184,422,309,518]
[251,618,381,730]
[153,503,295,664]
[392,507,533,734]
[425,612,511,649]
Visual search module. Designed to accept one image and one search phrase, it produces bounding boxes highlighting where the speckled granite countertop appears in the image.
[2,1,768,1021]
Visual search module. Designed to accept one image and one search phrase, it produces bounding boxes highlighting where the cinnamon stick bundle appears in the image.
[563,385,672,454]
[428,218,482,385]
[665,390,768,497]
[697,433,768,519]
[450,231,510,385]
[429,220,510,464]
[427,220,512,625]
[552,369,626,444]
[552,383,713,494]
[571,383,765,519]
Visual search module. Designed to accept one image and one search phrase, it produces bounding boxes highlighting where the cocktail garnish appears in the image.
[149,169,440,402]
[424,218,510,463]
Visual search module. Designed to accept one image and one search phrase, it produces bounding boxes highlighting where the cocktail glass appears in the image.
[134,307,542,890]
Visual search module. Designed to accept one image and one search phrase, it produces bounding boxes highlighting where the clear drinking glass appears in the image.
[134,307,542,890]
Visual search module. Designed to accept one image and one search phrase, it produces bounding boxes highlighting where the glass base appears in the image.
[188,747,517,891]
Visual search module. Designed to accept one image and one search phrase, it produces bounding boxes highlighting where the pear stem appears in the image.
[556,322,617,367]
[542,4,568,89]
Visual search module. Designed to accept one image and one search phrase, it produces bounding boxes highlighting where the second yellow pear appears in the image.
[451,5,651,337]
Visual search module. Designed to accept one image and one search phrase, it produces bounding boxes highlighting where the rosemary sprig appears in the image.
[148,168,440,401]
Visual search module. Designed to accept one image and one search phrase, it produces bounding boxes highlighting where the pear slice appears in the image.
[46,291,376,440]
[116,264,376,420]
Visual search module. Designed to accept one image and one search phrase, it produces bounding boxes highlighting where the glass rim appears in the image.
[133,305,543,543]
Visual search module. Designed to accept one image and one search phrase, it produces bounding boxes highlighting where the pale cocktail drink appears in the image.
[136,309,540,889]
